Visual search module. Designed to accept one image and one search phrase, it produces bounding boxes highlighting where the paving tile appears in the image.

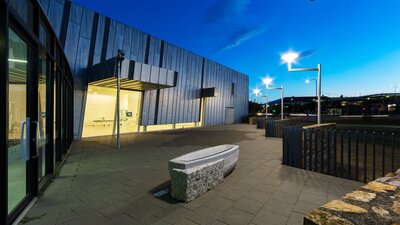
[252,209,288,225]
[293,200,320,215]
[174,218,199,225]
[233,196,264,215]
[270,190,299,205]
[298,192,327,205]
[108,213,141,225]
[253,183,279,194]
[205,196,235,212]
[262,199,294,217]
[218,207,254,225]
[286,212,305,225]
[244,189,271,203]
[217,188,245,201]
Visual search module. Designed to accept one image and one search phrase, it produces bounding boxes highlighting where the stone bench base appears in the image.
[170,159,224,202]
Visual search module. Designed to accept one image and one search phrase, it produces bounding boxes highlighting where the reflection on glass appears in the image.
[38,55,47,181]
[82,85,141,137]
[8,28,28,214]
[120,90,141,134]
[9,0,34,29]
[83,86,116,137]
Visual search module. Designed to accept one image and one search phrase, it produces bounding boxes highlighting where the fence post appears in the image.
[333,130,337,176]
[348,130,352,180]
[364,131,367,183]
[282,127,286,165]
[315,129,318,172]
[304,129,307,169]
[309,129,313,171]
[392,133,395,173]
[355,131,359,181]
[321,129,325,173]
[373,132,376,180]
[340,130,344,178]
[382,132,386,177]
[327,130,331,174]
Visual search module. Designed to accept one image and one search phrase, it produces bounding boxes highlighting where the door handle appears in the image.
[21,117,30,161]
[32,121,40,159]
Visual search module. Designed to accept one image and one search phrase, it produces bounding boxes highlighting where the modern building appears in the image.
[1,0,249,223]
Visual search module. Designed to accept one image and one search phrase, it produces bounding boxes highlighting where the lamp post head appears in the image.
[253,88,261,96]
[281,52,299,68]
[262,77,273,88]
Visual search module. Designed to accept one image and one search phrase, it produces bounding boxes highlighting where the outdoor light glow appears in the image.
[281,52,299,64]
[305,79,310,84]
[8,58,28,63]
[262,77,273,87]
[253,88,261,96]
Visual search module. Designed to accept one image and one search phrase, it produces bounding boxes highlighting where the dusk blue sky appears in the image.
[72,0,400,101]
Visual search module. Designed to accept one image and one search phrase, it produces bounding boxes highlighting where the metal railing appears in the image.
[283,126,399,183]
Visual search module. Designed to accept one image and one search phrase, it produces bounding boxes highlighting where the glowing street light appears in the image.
[305,78,317,96]
[267,85,285,120]
[282,51,322,124]
[262,77,273,88]
[252,88,269,118]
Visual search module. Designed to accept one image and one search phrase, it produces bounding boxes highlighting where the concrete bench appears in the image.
[169,144,239,202]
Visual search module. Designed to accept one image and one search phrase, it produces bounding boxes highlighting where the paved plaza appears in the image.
[22,124,362,225]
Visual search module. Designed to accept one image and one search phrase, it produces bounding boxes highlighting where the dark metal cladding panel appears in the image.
[133,61,142,80]
[159,68,167,85]
[141,91,151,125]
[166,70,175,86]
[80,8,94,39]
[122,26,132,60]
[120,60,129,79]
[64,21,80,71]
[147,90,157,125]
[47,0,65,36]
[38,0,50,14]
[140,64,151,82]
[105,20,117,60]
[93,15,105,65]
[69,3,83,24]
[113,22,125,56]
[150,66,159,84]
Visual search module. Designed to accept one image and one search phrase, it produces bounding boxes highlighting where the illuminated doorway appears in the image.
[82,85,142,137]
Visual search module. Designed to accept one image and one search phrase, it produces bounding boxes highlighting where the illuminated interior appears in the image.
[82,85,142,137]
[82,85,203,137]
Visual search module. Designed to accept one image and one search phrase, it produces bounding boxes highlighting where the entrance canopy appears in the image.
[87,57,177,91]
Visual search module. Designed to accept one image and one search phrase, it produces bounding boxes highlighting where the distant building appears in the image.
[264,93,399,116]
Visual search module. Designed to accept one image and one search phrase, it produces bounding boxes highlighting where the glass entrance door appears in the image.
[38,55,48,182]
[7,28,30,214]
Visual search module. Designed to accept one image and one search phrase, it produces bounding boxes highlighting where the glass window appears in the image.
[8,28,28,214]
[83,86,117,137]
[38,54,48,181]
[9,0,34,30]
[39,20,51,51]
[82,86,142,137]
[120,90,141,134]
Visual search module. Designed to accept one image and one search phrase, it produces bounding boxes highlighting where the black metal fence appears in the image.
[265,119,315,138]
[283,126,400,183]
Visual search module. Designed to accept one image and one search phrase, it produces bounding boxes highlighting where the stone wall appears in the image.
[304,170,400,225]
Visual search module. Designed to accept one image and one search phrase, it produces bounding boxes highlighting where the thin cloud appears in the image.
[298,49,317,59]
[206,0,251,24]
[218,26,267,52]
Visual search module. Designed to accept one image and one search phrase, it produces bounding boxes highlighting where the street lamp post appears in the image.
[282,52,322,124]
[252,88,269,118]
[267,86,284,120]
[116,49,125,149]
[306,78,317,97]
